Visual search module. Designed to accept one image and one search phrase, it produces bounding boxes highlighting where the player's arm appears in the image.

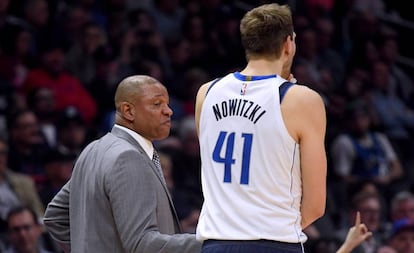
[195,82,211,137]
[282,85,327,229]
[298,87,327,229]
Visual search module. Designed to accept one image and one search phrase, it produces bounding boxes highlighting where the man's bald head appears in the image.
[113,75,172,140]
[114,75,160,111]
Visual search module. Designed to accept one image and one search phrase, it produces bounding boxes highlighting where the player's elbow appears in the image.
[302,207,325,229]
[310,204,325,220]
[316,197,327,217]
[303,200,326,225]
[314,205,325,220]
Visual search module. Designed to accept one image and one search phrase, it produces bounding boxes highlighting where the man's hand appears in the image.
[336,211,373,253]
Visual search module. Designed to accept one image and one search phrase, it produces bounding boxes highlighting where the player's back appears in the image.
[196,72,306,243]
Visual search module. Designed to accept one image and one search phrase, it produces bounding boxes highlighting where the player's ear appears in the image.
[284,35,293,55]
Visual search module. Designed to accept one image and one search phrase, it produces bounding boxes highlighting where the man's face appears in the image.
[132,83,172,141]
[60,123,86,149]
[393,200,414,221]
[357,197,381,232]
[12,111,43,146]
[390,230,414,253]
[42,48,65,75]
[8,210,42,253]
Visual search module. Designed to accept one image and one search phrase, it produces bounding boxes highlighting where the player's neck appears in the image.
[240,59,284,77]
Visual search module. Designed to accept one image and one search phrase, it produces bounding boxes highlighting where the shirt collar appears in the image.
[114,124,153,159]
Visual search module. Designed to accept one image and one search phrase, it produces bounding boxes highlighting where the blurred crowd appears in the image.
[0,0,413,252]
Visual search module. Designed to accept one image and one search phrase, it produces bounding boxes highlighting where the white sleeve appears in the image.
[330,135,355,177]
[375,132,397,161]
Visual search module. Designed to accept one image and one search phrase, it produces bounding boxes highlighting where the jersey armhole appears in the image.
[206,77,223,96]
[279,81,295,104]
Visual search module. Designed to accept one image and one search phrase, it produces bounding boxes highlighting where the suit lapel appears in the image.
[110,126,182,232]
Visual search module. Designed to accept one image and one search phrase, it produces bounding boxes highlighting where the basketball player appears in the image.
[194,3,327,253]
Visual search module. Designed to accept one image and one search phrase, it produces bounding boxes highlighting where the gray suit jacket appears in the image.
[43,127,201,253]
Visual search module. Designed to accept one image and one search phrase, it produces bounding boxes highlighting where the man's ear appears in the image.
[284,35,293,55]
[120,102,135,122]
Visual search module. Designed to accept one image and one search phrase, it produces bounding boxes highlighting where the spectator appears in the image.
[335,191,386,253]
[209,5,245,74]
[347,38,380,76]
[330,101,407,215]
[177,68,209,117]
[6,109,50,189]
[0,24,35,90]
[26,87,57,148]
[57,4,91,46]
[86,46,119,133]
[22,39,97,125]
[149,0,185,40]
[367,60,414,170]
[0,0,25,33]
[21,0,57,52]
[294,26,325,89]
[22,0,49,32]
[390,191,414,222]
[165,37,192,94]
[158,151,174,192]
[65,21,107,87]
[181,14,210,69]
[387,218,414,253]
[5,206,54,253]
[337,211,373,253]
[0,137,44,237]
[55,106,88,157]
[158,149,200,234]
[0,23,34,120]
[172,116,202,209]
[378,190,414,239]
[38,148,75,207]
[376,33,414,109]
[351,0,385,18]
[330,100,404,199]
[121,15,170,80]
[75,0,107,30]
[368,60,414,137]
[314,16,346,88]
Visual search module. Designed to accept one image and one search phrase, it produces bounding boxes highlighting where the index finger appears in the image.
[355,211,361,227]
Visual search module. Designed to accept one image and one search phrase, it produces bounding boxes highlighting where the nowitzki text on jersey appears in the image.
[212,98,267,124]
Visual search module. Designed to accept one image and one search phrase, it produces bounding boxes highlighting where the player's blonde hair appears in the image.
[240,3,293,61]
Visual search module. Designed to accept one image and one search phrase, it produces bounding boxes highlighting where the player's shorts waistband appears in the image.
[203,239,302,249]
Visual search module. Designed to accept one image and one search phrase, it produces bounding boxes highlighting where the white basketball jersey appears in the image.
[196,72,306,243]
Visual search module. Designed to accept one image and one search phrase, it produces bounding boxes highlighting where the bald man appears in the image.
[43,75,201,253]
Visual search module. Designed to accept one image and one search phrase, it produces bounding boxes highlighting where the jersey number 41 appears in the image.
[213,131,253,185]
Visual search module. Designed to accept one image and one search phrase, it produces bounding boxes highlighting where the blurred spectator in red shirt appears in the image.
[22,40,97,125]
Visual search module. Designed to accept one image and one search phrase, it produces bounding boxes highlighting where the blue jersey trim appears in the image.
[279,81,294,103]
[206,77,222,96]
[233,72,277,81]
[206,75,294,105]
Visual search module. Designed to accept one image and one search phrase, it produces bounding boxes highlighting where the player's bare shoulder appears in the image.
[195,80,215,108]
[196,82,211,100]
[281,84,326,142]
[195,80,217,135]
[282,84,325,113]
